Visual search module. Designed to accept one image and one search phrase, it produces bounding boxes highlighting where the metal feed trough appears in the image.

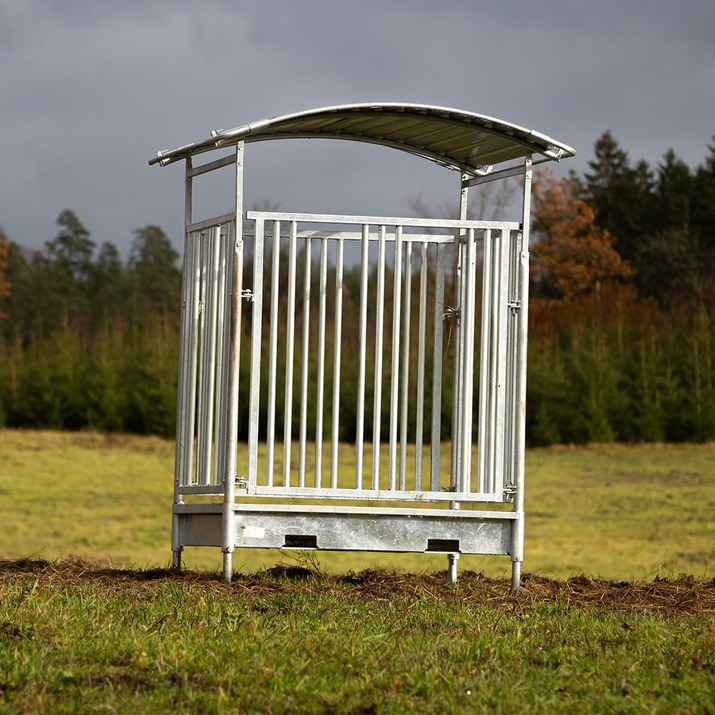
[150,103,574,592]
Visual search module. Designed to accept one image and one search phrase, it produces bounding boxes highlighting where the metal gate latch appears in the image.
[443,306,460,325]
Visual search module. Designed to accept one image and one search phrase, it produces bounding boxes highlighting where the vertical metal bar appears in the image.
[451,239,465,498]
[283,221,298,488]
[330,239,344,489]
[195,232,209,483]
[223,142,245,581]
[491,229,510,495]
[246,218,265,488]
[388,227,403,491]
[414,242,428,491]
[486,231,500,494]
[265,221,281,487]
[197,227,221,485]
[371,226,387,489]
[399,241,412,491]
[460,229,478,493]
[213,226,230,488]
[511,156,533,594]
[503,230,520,494]
[430,243,445,491]
[175,231,200,491]
[298,238,312,488]
[355,224,370,489]
[314,238,328,488]
[186,234,202,487]
[477,229,493,493]
[194,233,208,484]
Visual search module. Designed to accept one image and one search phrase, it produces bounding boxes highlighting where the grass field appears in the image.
[1,558,714,713]
[1,430,714,712]
[0,429,713,579]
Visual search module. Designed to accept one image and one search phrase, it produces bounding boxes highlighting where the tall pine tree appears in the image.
[0,228,10,320]
[128,225,180,329]
[44,210,96,334]
[583,131,652,266]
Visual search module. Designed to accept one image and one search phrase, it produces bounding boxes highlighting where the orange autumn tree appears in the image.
[530,170,631,301]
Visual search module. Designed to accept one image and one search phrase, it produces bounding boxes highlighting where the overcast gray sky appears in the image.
[2,0,714,256]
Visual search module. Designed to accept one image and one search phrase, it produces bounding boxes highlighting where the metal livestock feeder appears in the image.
[149,103,574,592]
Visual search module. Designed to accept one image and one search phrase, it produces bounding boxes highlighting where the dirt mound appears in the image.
[1,557,713,615]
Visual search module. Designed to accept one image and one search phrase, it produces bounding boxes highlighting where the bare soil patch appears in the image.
[1,557,713,615]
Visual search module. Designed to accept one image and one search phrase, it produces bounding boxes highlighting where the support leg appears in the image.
[447,553,459,584]
[171,512,182,571]
[221,502,235,582]
[223,551,233,582]
[510,511,525,595]
[510,559,522,595]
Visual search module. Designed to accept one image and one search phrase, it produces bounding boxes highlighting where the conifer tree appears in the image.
[45,210,96,333]
[92,242,126,328]
[0,228,10,320]
[128,225,180,322]
[583,131,653,265]
[692,135,715,291]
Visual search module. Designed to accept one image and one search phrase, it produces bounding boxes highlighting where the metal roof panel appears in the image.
[150,103,575,173]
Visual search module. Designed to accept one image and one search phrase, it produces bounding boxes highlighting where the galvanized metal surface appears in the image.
[170,210,525,568]
[153,106,575,591]
[174,211,534,502]
[150,103,575,178]
[175,503,516,556]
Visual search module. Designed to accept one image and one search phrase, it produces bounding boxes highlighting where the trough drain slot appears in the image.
[283,534,318,549]
[426,539,461,553]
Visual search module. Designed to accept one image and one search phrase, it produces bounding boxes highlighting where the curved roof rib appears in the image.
[149,103,575,175]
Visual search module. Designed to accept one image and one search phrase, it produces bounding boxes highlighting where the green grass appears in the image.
[0,562,715,714]
[0,430,713,579]
[1,562,714,714]
[1,431,714,713]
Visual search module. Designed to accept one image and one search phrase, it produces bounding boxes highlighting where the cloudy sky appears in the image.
[2,0,714,257]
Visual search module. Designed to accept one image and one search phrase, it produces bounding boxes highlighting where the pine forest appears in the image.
[1,131,714,445]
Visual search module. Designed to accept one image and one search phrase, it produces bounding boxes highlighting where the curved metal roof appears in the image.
[149,103,575,175]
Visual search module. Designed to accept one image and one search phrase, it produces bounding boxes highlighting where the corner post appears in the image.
[450,175,470,507]
[510,155,532,594]
[171,156,196,571]
[222,141,245,582]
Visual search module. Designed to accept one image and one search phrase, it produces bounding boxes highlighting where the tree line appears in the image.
[0,214,181,435]
[527,132,715,443]
[0,131,714,444]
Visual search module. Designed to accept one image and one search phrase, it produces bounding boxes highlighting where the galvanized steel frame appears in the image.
[155,105,573,593]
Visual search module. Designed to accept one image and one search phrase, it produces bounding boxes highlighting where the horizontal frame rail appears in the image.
[247,210,519,231]
[176,502,518,520]
[246,486,505,503]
